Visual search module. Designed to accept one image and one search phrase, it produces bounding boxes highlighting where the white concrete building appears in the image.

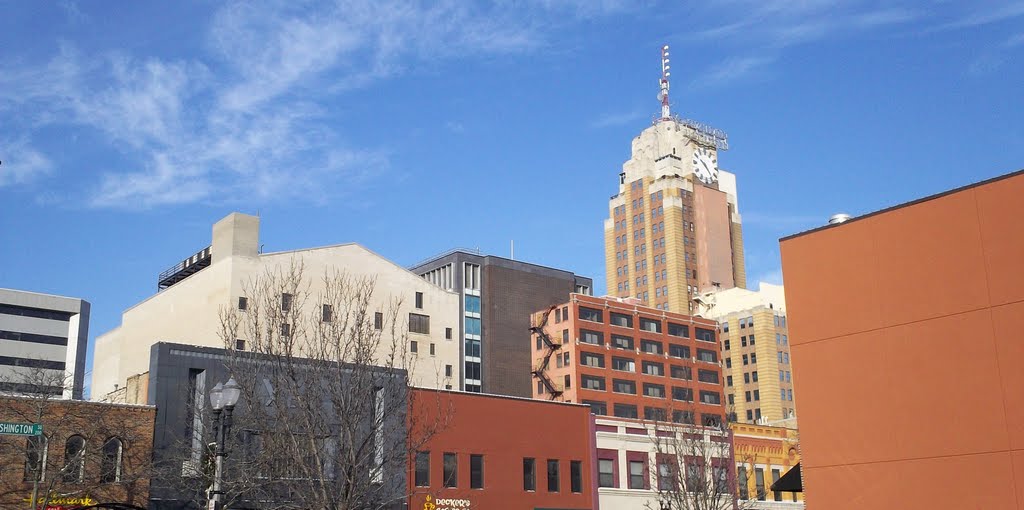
[92,213,460,401]
[0,288,90,399]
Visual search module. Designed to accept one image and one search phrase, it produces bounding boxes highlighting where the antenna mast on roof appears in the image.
[659,45,671,119]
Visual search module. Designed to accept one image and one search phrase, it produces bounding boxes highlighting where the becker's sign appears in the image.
[423,495,471,510]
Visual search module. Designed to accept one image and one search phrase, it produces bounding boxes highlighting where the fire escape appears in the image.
[530,305,563,400]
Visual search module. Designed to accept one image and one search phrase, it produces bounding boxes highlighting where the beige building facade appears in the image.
[92,213,460,401]
[605,118,746,315]
[703,283,796,426]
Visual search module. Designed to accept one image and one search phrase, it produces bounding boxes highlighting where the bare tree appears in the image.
[0,367,153,509]
[161,259,448,510]
[644,403,756,510]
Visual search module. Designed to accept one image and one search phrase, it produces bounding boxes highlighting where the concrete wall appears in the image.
[0,288,89,399]
[779,170,1024,510]
[93,213,460,400]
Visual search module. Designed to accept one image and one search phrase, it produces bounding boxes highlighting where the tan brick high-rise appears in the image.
[604,117,746,314]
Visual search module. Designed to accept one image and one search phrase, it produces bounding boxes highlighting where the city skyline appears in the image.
[2,1,1023,384]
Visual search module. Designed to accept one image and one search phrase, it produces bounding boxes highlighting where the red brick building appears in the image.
[409,388,597,510]
[531,294,726,427]
[0,396,155,510]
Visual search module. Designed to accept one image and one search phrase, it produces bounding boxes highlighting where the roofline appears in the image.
[0,393,154,410]
[410,248,593,282]
[411,386,590,409]
[0,287,89,305]
[780,168,1024,242]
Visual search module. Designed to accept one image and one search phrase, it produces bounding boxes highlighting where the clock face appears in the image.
[692,147,719,184]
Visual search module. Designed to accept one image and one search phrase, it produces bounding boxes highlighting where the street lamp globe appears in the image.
[210,382,225,410]
[222,377,241,408]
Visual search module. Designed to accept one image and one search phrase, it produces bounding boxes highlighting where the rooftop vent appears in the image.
[828,213,852,225]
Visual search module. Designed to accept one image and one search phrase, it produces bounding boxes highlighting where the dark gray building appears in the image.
[0,288,90,399]
[146,342,409,510]
[411,250,592,397]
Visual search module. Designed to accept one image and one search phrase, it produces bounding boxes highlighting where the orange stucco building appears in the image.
[779,169,1024,509]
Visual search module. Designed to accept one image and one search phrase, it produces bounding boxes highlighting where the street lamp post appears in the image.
[209,377,241,510]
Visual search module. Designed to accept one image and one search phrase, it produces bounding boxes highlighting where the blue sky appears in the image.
[1,1,1023,384]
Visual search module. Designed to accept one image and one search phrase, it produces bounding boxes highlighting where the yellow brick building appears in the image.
[732,422,804,507]
[706,283,797,426]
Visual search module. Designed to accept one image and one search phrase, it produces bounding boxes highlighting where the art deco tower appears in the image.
[604,45,746,314]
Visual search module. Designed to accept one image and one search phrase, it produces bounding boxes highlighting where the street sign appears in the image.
[0,422,42,436]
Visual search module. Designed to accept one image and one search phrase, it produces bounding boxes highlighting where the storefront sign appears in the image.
[22,494,96,510]
[423,495,471,510]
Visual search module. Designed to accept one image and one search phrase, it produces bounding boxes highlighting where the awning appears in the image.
[770,462,802,492]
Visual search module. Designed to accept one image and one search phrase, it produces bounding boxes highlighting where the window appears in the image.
[582,375,606,391]
[726,375,733,386]
[669,344,690,358]
[555,308,562,323]
[63,436,85,483]
[752,371,759,382]
[598,458,616,487]
[583,400,607,415]
[411,341,418,353]
[465,295,481,314]
[772,469,783,501]
[672,387,693,401]
[670,365,691,380]
[610,312,632,328]
[645,406,667,421]
[415,452,430,487]
[581,329,603,345]
[700,391,721,405]
[237,296,248,310]
[745,391,751,402]
[629,460,646,489]
[581,352,605,368]
[24,436,46,482]
[697,349,717,363]
[724,339,730,350]
[743,354,748,365]
[641,339,663,354]
[445,327,452,340]
[642,361,664,376]
[523,458,536,491]
[741,336,747,347]
[749,334,756,345]
[547,459,560,492]
[564,374,571,389]
[429,343,436,356]
[443,453,458,487]
[751,353,758,364]
[446,364,453,377]
[579,307,603,323]
[470,454,484,489]
[673,410,695,424]
[409,313,430,334]
[640,317,661,333]
[571,460,583,493]
[755,468,766,500]
[374,312,383,330]
[658,458,675,490]
[744,372,750,384]
[466,339,481,357]
[726,358,731,368]
[643,383,665,398]
[100,437,123,483]
[613,379,636,394]
[281,293,293,312]
[738,467,749,499]
[695,327,715,342]
[746,409,753,421]
[281,323,291,336]
[322,304,333,322]
[612,335,634,350]
[465,317,481,336]
[788,389,794,401]
[698,369,720,384]
[702,414,722,427]
[612,357,635,372]
[728,393,735,405]
[235,339,246,351]
[613,403,638,419]
[722,321,729,332]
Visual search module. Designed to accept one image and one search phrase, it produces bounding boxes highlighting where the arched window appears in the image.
[63,435,86,482]
[99,437,123,483]
[23,436,48,482]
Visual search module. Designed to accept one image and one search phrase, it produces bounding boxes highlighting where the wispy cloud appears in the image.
[0,0,619,208]
[930,1,1024,31]
[1006,32,1024,47]
[0,138,53,187]
[692,56,772,88]
[753,268,785,286]
[590,110,646,129]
